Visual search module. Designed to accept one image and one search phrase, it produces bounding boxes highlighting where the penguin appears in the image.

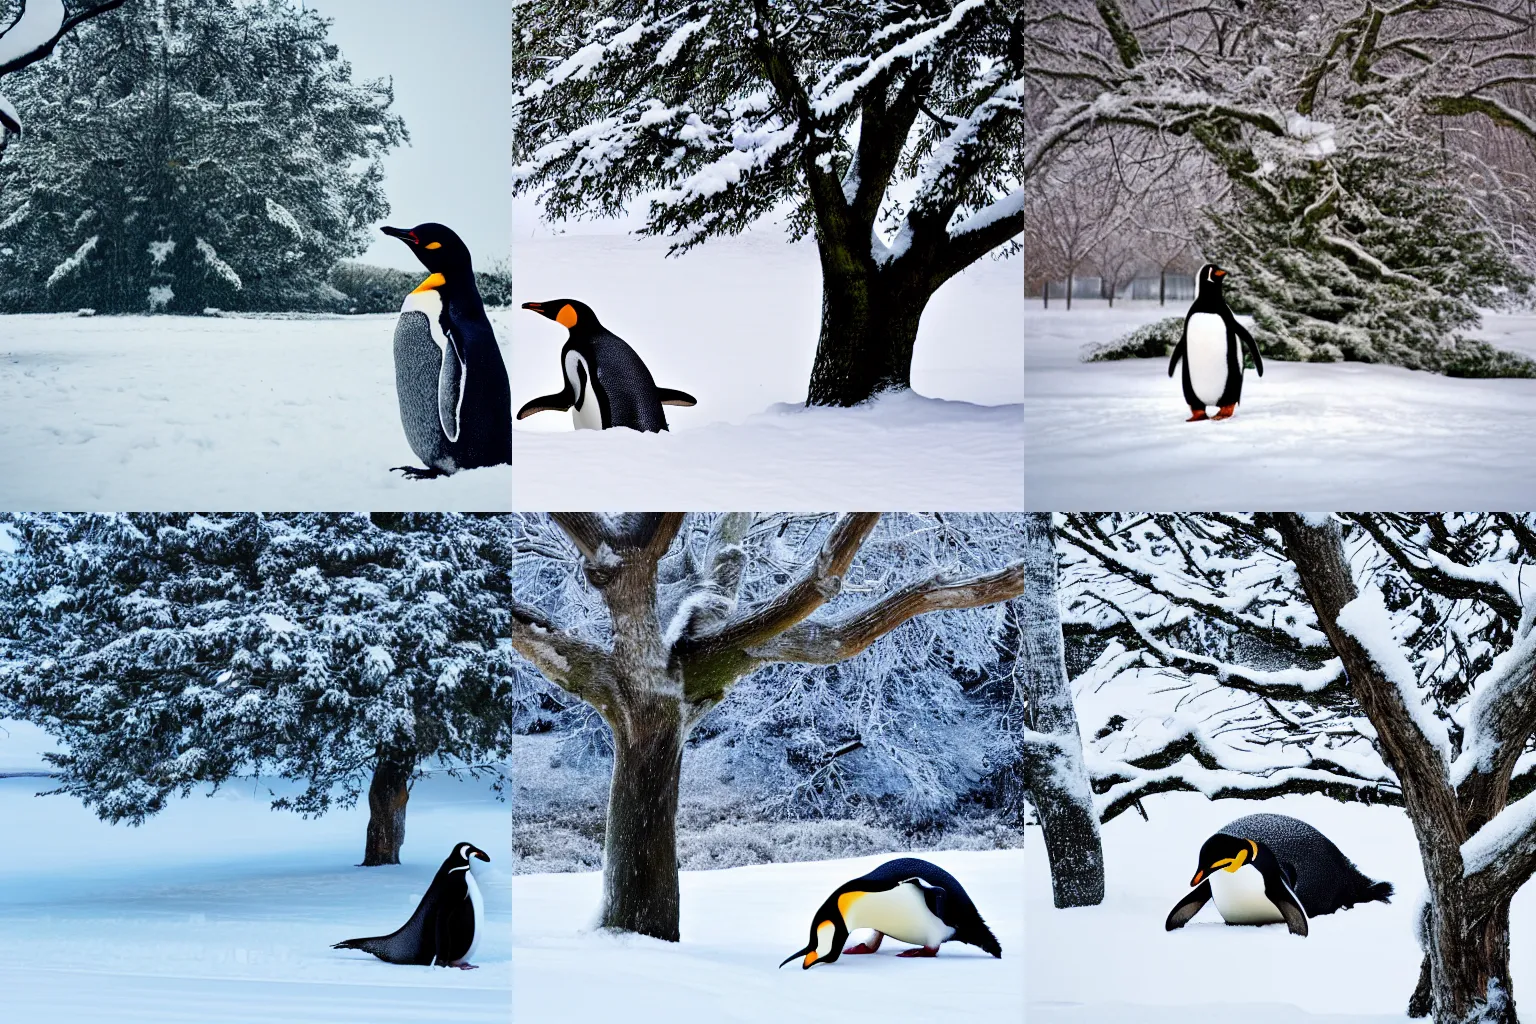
[1165,813,1393,937]
[779,857,1002,968]
[1167,263,1263,421]
[380,223,511,478]
[517,299,695,432]
[333,842,490,968]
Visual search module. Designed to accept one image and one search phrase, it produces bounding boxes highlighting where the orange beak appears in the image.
[1214,269,1226,277]
[1190,869,1205,887]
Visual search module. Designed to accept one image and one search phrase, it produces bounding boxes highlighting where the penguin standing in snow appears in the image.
[517,299,695,432]
[779,857,1002,968]
[334,842,490,968]
[381,223,511,478]
[1165,814,1393,936]
[1168,263,1263,421]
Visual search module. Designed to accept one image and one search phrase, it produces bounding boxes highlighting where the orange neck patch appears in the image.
[412,273,447,294]
[556,303,579,328]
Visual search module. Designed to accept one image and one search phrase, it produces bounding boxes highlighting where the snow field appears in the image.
[1024,304,1536,509]
[1027,792,1536,1023]
[0,312,513,510]
[511,233,1023,509]
[513,849,1024,1023]
[0,721,511,1023]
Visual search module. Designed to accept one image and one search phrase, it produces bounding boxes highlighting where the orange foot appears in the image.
[1186,408,1209,422]
[1213,404,1237,420]
[844,939,882,955]
[897,946,940,958]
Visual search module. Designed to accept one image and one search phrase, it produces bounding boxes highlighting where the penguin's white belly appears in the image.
[1186,312,1232,405]
[844,882,955,949]
[401,288,450,354]
[564,351,603,430]
[1209,865,1284,924]
[458,869,484,964]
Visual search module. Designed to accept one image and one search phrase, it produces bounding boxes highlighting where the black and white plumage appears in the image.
[1167,263,1263,421]
[1165,814,1393,937]
[779,857,1002,969]
[381,223,511,478]
[517,299,695,432]
[333,842,490,968]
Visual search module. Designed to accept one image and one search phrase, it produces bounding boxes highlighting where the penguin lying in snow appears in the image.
[780,857,1001,968]
[1168,263,1263,421]
[334,842,490,968]
[381,223,511,478]
[517,299,696,432]
[1165,814,1392,937]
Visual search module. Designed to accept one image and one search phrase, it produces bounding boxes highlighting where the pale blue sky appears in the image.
[303,0,510,271]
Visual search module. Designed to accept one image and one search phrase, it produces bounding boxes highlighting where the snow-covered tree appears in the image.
[1057,513,1536,1023]
[1026,1,1536,374]
[510,512,1025,941]
[0,0,406,313]
[512,0,1023,407]
[0,513,519,867]
[0,1,129,148]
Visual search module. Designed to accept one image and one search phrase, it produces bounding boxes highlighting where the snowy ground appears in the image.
[0,720,510,1023]
[1027,792,1536,1022]
[511,233,1023,509]
[1024,303,1536,508]
[513,848,1024,1021]
[0,313,513,510]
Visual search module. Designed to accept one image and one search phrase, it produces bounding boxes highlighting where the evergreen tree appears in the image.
[0,0,406,313]
[512,0,1023,407]
[0,513,517,866]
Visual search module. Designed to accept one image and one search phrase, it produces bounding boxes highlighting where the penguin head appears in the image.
[1189,833,1264,887]
[779,890,851,970]
[1196,263,1228,296]
[451,842,491,867]
[522,299,598,333]
[381,223,474,277]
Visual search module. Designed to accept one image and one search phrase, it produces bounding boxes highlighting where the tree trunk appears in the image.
[1066,270,1073,310]
[599,704,685,941]
[362,750,413,866]
[1159,267,1166,306]
[805,252,929,407]
[1020,513,1105,908]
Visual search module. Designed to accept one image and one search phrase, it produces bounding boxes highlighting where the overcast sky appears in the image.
[304,0,510,271]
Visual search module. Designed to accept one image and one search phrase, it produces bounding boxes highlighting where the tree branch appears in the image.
[744,561,1026,664]
[548,513,615,561]
[0,0,129,77]
[509,600,613,710]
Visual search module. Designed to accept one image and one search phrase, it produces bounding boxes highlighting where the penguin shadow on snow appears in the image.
[1164,814,1393,939]
[380,223,512,480]
[779,858,1003,970]
[517,299,696,432]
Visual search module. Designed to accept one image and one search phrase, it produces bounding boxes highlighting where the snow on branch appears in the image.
[0,0,128,77]
[1336,584,1453,767]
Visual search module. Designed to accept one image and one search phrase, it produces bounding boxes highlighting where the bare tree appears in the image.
[510,512,1026,942]
[1020,513,1104,908]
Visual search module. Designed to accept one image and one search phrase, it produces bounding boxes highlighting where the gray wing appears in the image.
[438,325,466,443]
[1165,880,1212,930]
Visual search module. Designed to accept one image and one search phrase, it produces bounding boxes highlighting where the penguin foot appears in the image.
[1213,404,1237,420]
[897,946,939,958]
[843,933,884,955]
[451,962,479,970]
[1186,409,1209,422]
[391,465,448,480]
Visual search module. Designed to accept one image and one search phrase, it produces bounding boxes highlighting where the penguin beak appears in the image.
[522,301,546,315]
[474,849,490,862]
[1213,269,1226,278]
[1190,869,1206,887]
[381,225,420,246]
[779,946,814,969]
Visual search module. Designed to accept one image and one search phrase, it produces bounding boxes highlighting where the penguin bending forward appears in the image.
[518,299,695,432]
[1168,263,1263,421]
[334,842,490,968]
[780,857,1002,968]
[381,224,511,478]
[1165,814,1392,937]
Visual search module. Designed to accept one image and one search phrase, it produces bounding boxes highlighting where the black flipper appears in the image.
[656,387,697,407]
[517,385,574,420]
[1230,314,1263,376]
[1168,328,1188,378]
[1165,880,1212,930]
[1264,872,1309,937]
